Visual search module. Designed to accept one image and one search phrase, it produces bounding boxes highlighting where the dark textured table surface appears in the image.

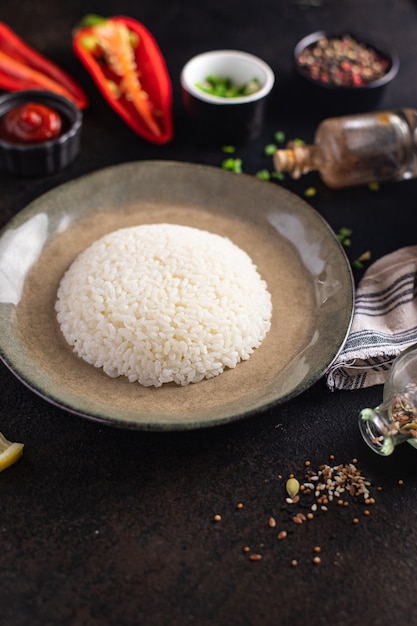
[1,1,417,625]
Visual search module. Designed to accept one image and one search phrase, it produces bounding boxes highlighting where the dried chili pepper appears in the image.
[73,15,173,144]
[0,21,88,109]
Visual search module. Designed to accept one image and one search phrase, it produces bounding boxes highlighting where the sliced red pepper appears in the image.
[0,21,88,109]
[73,15,173,144]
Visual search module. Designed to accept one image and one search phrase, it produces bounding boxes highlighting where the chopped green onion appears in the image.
[368,182,380,191]
[221,145,236,153]
[274,131,286,144]
[293,138,305,146]
[255,169,271,180]
[271,171,285,181]
[264,144,277,156]
[336,227,354,247]
[196,75,260,98]
[352,259,364,270]
[221,158,242,173]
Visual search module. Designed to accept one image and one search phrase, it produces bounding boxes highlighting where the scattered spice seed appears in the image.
[243,546,250,553]
[313,546,322,553]
[291,559,298,567]
[236,502,244,509]
[304,186,317,198]
[364,510,370,516]
[249,553,263,561]
[297,35,390,87]
[313,556,321,565]
[277,530,288,540]
[353,517,359,524]
[268,517,277,528]
[398,479,404,486]
[213,514,222,522]
[292,513,306,524]
[286,477,300,499]
[357,250,372,262]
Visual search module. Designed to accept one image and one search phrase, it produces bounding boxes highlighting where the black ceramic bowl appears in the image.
[0,90,82,177]
[293,31,399,113]
[180,50,275,144]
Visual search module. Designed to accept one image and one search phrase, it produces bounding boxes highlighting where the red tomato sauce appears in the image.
[0,102,63,143]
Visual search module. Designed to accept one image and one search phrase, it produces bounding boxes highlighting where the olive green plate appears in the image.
[0,161,354,430]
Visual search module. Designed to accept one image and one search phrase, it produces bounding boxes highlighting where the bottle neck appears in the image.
[359,404,411,456]
[273,143,319,179]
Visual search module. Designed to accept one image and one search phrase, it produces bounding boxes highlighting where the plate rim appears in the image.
[0,160,355,430]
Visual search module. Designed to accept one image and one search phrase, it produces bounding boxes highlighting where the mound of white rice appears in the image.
[55,223,272,387]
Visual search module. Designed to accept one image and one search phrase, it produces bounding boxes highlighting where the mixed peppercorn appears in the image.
[296,34,391,88]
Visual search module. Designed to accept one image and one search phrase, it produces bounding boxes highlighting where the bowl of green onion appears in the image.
[180,50,275,143]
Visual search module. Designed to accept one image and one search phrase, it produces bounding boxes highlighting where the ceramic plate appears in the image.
[0,161,354,430]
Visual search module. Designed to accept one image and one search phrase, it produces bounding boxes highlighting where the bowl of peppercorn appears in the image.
[0,89,82,177]
[293,31,399,113]
[180,49,275,144]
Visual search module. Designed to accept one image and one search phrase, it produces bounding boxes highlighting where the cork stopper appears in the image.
[273,143,315,180]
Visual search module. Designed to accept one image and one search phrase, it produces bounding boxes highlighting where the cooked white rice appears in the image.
[55,223,272,387]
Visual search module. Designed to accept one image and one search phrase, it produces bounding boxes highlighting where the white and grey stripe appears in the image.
[326,246,417,391]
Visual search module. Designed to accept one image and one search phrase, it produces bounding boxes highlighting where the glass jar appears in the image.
[359,344,417,455]
[273,109,417,189]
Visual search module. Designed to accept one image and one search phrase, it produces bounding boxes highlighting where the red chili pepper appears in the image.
[73,15,173,144]
[0,21,88,109]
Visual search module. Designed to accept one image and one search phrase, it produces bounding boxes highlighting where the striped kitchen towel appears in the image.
[326,245,417,390]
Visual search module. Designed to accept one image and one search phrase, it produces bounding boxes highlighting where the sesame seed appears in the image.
[236,503,244,510]
[213,514,222,522]
[277,530,287,540]
[269,517,277,528]
[313,556,321,565]
[352,518,359,524]
[313,546,322,553]
[249,553,263,561]
[243,546,250,553]
[291,559,298,567]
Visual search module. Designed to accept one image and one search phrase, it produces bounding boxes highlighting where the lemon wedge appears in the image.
[0,432,24,472]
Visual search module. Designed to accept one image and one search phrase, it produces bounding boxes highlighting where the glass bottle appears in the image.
[359,344,417,456]
[273,108,417,189]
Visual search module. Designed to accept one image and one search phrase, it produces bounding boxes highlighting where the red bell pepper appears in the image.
[73,15,173,144]
[0,21,88,109]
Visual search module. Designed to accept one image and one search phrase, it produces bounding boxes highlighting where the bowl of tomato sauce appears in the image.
[0,90,82,177]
